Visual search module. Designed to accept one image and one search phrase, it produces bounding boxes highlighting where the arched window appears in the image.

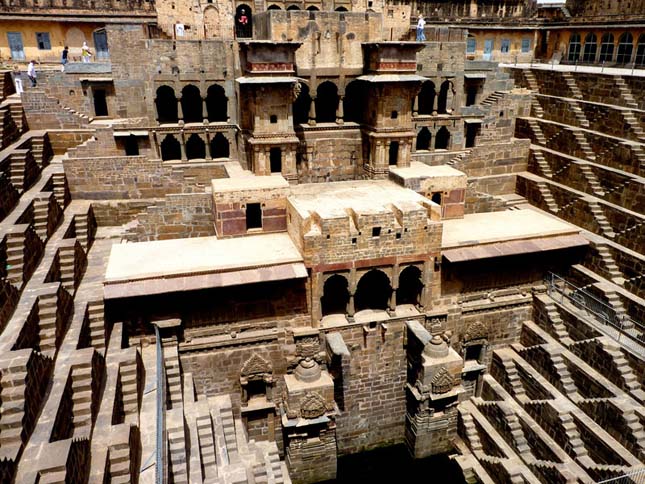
[316,81,339,123]
[418,81,436,115]
[267,4,282,9]
[181,84,202,123]
[636,34,645,67]
[599,33,614,63]
[321,275,350,316]
[416,127,431,151]
[343,80,363,123]
[396,266,423,306]
[186,134,205,160]
[160,135,181,161]
[287,4,300,9]
[335,6,348,11]
[355,269,391,312]
[616,32,634,64]
[306,5,319,10]
[235,4,253,39]
[582,33,597,63]
[206,84,227,122]
[435,126,450,150]
[437,81,453,114]
[293,82,311,125]
[155,86,178,123]
[567,33,581,62]
[210,133,230,159]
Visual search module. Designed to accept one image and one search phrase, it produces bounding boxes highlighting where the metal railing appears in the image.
[154,324,167,484]
[597,467,645,484]
[545,272,644,350]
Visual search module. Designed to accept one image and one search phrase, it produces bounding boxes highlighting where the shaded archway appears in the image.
[316,81,339,123]
[636,34,645,67]
[582,33,597,63]
[396,266,423,306]
[206,84,227,122]
[287,4,300,9]
[204,6,221,38]
[416,127,431,151]
[616,32,634,64]
[599,33,614,63]
[293,82,311,125]
[335,6,347,11]
[160,135,181,161]
[354,269,391,312]
[235,4,253,39]
[435,126,450,150]
[321,275,350,316]
[186,134,206,160]
[437,81,452,114]
[181,84,202,123]
[567,33,581,62]
[343,80,363,123]
[418,81,436,115]
[306,5,319,10]
[155,86,178,123]
[268,4,282,9]
[210,133,230,159]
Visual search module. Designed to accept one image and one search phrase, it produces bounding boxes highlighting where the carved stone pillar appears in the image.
[204,132,212,160]
[179,132,187,161]
[336,96,344,124]
[202,96,208,124]
[309,97,317,126]
[413,95,419,116]
[177,96,184,124]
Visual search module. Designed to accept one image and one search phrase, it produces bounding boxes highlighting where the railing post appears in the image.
[153,324,166,484]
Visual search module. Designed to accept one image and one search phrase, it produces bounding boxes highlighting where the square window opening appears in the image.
[270,114,278,124]
[372,227,381,238]
[246,203,262,230]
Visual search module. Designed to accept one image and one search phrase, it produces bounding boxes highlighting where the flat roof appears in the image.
[104,233,306,298]
[441,210,587,261]
[389,162,467,181]
[211,174,289,193]
[288,180,430,219]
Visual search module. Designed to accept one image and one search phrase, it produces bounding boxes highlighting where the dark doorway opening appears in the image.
[186,134,206,160]
[416,128,431,151]
[156,86,178,123]
[206,84,227,122]
[181,84,202,123]
[321,275,350,316]
[124,135,139,156]
[235,4,253,38]
[160,135,181,161]
[465,122,480,148]
[93,89,108,116]
[355,270,391,312]
[270,147,282,173]
[396,266,423,306]
[435,127,450,150]
[388,141,399,166]
[246,203,262,230]
[293,83,311,125]
[316,81,339,123]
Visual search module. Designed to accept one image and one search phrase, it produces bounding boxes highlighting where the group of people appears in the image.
[25,41,93,87]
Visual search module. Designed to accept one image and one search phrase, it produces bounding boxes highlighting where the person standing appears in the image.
[27,60,37,87]
[81,42,92,63]
[416,14,426,42]
[61,46,69,71]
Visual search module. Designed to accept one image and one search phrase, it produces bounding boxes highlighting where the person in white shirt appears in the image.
[27,60,37,87]
[416,14,426,42]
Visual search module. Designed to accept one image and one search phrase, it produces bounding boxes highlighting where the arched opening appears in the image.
[293,83,311,125]
[582,33,597,63]
[210,133,230,159]
[343,80,363,123]
[124,135,139,156]
[416,127,431,151]
[268,4,282,9]
[155,86,178,123]
[335,6,348,11]
[355,269,391,312]
[435,126,450,150]
[396,266,423,306]
[204,6,220,38]
[186,134,206,160]
[567,33,581,62]
[206,84,227,122]
[437,81,452,114]
[287,4,300,9]
[235,5,253,39]
[160,135,181,161]
[636,34,645,67]
[316,81,339,123]
[181,84,202,123]
[306,5,319,10]
[321,275,350,316]
[418,81,436,115]
[616,32,634,64]
[388,141,399,166]
[599,33,614,63]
